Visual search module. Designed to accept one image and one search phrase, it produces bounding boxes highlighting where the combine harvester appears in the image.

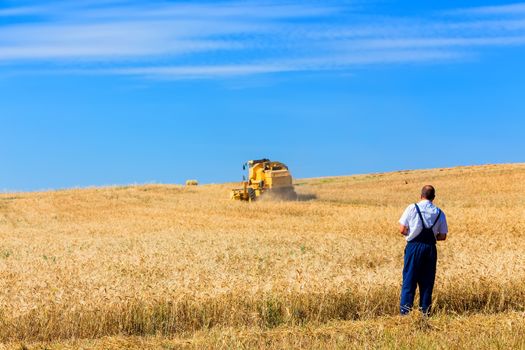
[230,159,297,201]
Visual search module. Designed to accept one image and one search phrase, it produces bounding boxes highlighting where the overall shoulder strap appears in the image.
[414,203,428,229]
[430,209,442,229]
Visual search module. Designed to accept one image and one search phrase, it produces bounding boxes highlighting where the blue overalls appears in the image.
[400,204,441,315]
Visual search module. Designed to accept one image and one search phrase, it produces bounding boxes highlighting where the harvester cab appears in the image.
[230,159,296,201]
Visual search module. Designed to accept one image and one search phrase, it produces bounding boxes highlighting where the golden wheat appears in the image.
[9,312,524,350]
[0,163,524,348]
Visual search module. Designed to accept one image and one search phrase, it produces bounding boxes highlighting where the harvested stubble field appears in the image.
[0,163,524,349]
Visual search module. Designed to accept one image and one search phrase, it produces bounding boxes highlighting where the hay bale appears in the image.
[185,179,199,186]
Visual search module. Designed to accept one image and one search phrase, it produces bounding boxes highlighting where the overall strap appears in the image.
[414,204,428,229]
[430,210,442,230]
[414,203,441,230]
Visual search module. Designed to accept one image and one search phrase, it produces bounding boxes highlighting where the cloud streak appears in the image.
[109,50,462,79]
[1,1,525,79]
[454,2,525,15]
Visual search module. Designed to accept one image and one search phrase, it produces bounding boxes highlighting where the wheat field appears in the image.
[0,163,524,349]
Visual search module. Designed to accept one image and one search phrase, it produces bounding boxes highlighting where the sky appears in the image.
[1,0,524,191]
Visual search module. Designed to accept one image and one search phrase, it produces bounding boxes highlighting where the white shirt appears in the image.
[399,200,448,241]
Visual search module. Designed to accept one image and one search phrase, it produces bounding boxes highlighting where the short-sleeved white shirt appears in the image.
[399,200,448,241]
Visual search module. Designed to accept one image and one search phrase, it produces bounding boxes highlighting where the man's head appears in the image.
[421,185,436,201]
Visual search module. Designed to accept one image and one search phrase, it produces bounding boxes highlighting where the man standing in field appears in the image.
[398,185,448,315]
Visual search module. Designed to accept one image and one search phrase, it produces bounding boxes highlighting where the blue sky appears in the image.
[1,0,524,191]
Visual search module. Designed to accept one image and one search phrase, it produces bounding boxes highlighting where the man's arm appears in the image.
[435,211,448,241]
[398,205,412,236]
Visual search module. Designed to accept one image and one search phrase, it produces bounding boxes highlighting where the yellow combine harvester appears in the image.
[230,159,296,201]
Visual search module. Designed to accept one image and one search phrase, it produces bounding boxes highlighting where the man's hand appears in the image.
[399,225,408,236]
[436,233,447,241]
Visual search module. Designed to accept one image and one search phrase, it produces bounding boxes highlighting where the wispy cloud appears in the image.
[1,1,525,79]
[109,50,462,79]
[454,2,525,15]
[0,6,43,17]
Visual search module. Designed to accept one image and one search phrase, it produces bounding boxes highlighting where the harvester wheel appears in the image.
[247,188,256,202]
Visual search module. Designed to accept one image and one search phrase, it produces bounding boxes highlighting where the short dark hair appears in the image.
[421,185,436,201]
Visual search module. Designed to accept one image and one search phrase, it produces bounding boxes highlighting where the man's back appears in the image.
[399,199,448,241]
